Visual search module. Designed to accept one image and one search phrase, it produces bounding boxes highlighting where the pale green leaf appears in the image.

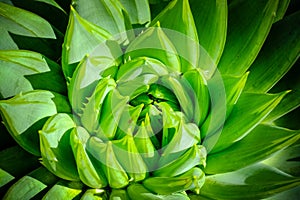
[119,0,150,24]
[190,0,227,78]
[201,73,248,139]
[87,136,129,189]
[0,90,58,156]
[203,92,288,154]
[62,7,112,79]
[0,2,55,38]
[200,163,300,200]
[0,50,66,99]
[113,135,148,182]
[70,127,107,188]
[3,167,58,200]
[263,142,300,177]
[42,180,83,200]
[205,124,300,174]
[81,189,108,200]
[39,113,79,181]
[125,25,180,72]
[72,0,131,44]
[68,40,122,114]
[0,168,14,187]
[150,0,199,72]
[218,0,279,76]
[0,26,18,50]
[245,11,300,93]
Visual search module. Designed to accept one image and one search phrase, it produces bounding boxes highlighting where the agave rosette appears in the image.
[0,0,300,199]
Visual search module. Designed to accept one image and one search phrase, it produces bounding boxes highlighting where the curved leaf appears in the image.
[119,0,150,24]
[72,0,131,44]
[201,163,300,200]
[218,0,279,76]
[150,0,199,72]
[245,11,300,93]
[70,127,107,189]
[39,113,79,181]
[190,0,227,78]
[42,180,83,200]
[62,6,112,79]
[0,2,55,39]
[205,124,300,174]
[0,50,66,99]
[203,92,288,154]
[3,167,58,200]
[0,90,58,156]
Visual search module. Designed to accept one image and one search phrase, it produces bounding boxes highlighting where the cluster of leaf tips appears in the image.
[0,0,300,199]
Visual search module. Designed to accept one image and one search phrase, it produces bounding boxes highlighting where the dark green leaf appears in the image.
[205,124,300,174]
[0,90,59,156]
[39,113,79,181]
[218,0,279,76]
[190,0,227,78]
[119,0,150,24]
[201,163,300,200]
[0,2,55,38]
[245,11,300,93]
[203,92,288,154]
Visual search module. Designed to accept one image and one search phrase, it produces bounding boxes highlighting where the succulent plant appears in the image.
[0,0,300,199]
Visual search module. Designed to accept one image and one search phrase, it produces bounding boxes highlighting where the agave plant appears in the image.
[0,0,300,199]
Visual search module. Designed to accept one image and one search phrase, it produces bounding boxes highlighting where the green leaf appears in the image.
[0,168,14,187]
[112,134,148,182]
[218,0,279,76]
[68,40,122,114]
[72,0,131,44]
[190,0,227,78]
[0,2,55,38]
[3,167,58,200]
[80,77,116,133]
[87,137,129,189]
[34,0,66,13]
[245,11,300,93]
[39,113,79,181]
[143,167,205,195]
[200,163,300,200]
[0,50,66,99]
[62,6,112,79]
[119,0,150,24]
[150,0,199,72]
[110,189,130,200]
[0,26,18,50]
[97,90,129,140]
[203,92,288,154]
[134,115,160,170]
[42,180,83,200]
[0,50,49,98]
[0,90,58,156]
[201,73,248,139]
[263,142,300,177]
[125,25,180,72]
[81,189,108,200]
[274,0,290,22]
[154,144,206,177]
[205,124,300,174]
[0,146,39,179]
[182,69,209,127]
[127,183,190,200]
[70,127,107,188]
